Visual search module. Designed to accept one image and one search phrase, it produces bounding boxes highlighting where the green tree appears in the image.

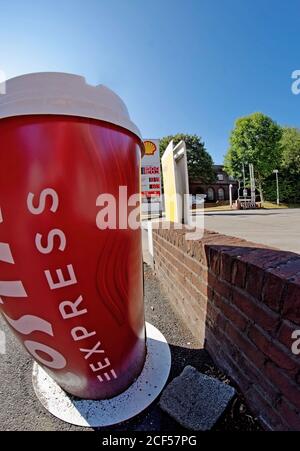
[224,113,282,202]
[280,127,300,174]
[159,134,215,182]
[263,127,300,204]
[263,170,300,204]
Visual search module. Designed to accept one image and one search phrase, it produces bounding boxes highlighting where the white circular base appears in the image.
[32,322,171,427]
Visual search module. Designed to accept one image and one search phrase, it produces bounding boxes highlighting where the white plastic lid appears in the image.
[0,72,142,140]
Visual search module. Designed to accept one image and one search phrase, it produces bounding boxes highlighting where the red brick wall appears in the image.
[152,224,300,431]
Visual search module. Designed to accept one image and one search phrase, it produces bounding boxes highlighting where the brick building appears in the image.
[189,165,238,203]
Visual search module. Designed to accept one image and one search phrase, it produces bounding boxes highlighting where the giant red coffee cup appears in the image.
[0,73,146,399]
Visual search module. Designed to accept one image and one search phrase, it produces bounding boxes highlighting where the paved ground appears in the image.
[0,265,260,431]
[203,209,300,254]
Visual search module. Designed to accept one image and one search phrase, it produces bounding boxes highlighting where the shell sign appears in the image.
[144,140,157,156]
[141,139,161,204]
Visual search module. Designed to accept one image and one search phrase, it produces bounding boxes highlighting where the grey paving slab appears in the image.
[159,365,236,431]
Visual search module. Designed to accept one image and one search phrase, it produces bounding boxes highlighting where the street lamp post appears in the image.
[229,183,233,208]
[273,169,279,205]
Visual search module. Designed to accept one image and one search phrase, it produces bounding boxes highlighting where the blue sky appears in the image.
[0,0,299,163]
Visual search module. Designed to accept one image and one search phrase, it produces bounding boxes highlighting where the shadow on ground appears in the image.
[92,342,261,432]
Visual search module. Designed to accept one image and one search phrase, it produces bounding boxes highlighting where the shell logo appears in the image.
[144,140,157,156]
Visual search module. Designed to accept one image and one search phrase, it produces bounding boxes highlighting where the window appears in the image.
[218,187,225,201]
[217,173,224,181]
[207,187,214,201]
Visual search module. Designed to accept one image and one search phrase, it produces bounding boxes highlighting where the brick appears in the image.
[225,246,256,259]
[220,347,279,405]
[217,327,239,361]
[225,323,266,369]
[184,253,207,279]
[170,280,207,319]
[231,259,247,289]
[185,239,196,257]
[282,277,300,323]
[190,241,207,264]
[205,329,250,396]
[245,386,289,431]
[204,326,222,359]
[155,238,185,270]
[206,315,228,346]
[156,260,208,335]
[248,325,298,372]
[206,236,238,248]
[215,349,252,394]
[239,249,297,271]
[208,247,220,276]
[202,234,232,249]
[265,362,300,409]
[271,259,300,279]
[208,272,232,300]
[214,292,249,332]
[232,288,280,332]
[156,235,206,281]
[245,265,264,300]
[277,319,300,352]
[165,238,186,263]
[206,301,219,324]
[236,355,280,405]
[262,271,286,312]
[160,263,207,319]
[189,271,208,297]
[239,250,298,302]
[219,252,234,283]
[276,399,300,431]
[207,285,213,301]
[206,303,227,332]
[159,255,175,276]
[184,274,203,300]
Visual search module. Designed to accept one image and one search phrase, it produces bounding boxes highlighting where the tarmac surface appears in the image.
[203,208,300,254]
[0,265,261,431]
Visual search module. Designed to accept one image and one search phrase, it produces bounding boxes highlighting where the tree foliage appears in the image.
[263,127,300,203]
[159,134,215,182]
[224,113,282,201]
[280,127,300,174]
[263,170,300,204]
